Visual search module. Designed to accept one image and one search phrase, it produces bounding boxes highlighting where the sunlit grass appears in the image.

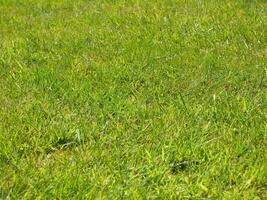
[0,0,266,199]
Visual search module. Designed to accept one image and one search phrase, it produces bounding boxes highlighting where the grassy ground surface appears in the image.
[0,0,266,199]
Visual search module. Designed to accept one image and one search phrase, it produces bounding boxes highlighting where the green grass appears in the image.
[0,0,266,199]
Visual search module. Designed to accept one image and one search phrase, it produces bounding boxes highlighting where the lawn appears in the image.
[0,0,266,199]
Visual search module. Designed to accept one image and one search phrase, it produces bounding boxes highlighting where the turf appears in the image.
[0,0,266,199]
